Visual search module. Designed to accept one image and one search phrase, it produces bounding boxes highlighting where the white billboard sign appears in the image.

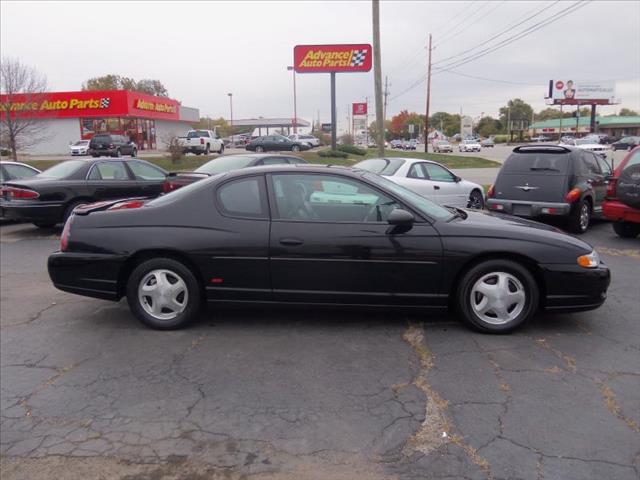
[548,80,616,105]
[461,116,473,138]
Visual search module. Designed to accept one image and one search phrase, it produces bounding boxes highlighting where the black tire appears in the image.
[468,189,485,209]
[219,144,224,154]
[126,258,201,330]
[33,222,55,229]
[457,259,539,333]
[63,200,89,224]
[130,148,137,158]
[567,199,591,234]
[292,145,301,152]
[115,149,121,158]
[613,221,640,238]
[255,146,265,153]
[204,144,210,155]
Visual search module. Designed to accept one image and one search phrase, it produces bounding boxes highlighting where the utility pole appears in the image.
[559,104,563,141]
[365,96,369,145]
[227,92,233,147]
[383,75,389,127]
[507,105,511,142]
[372,0,385,157]
[287,66,298,134]
[424,34,432,153]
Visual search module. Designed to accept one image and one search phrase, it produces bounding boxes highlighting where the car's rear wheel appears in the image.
[219,144,224,154]
[126,258,201,329]
[204,145,210,155]
[130,148,137,157]
[115,149,121,158]
[255,146,265,152]
[568,199,591,234]
[468,189,485,209]
[292,145,301,152]
[613,221,640,238]
[457,259,539,333]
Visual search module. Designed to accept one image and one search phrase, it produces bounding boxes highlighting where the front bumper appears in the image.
[486,199,572,217]
[602,199,640,223]
[0,199,65,223]
[541,263,611,311]
[48,251,126,301]
[70,150,88,156]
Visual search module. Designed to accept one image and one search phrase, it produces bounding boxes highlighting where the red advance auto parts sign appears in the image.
[0,90,180,120]
[294,44,373,73]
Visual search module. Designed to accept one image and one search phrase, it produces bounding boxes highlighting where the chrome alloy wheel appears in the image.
[138,269,188,321]
[579,203,590,231]
[470,272,526,325]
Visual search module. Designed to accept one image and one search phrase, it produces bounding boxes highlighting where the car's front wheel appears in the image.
[613,221,640,238]
[130,148,137,157]
[568,199,591,234]
[468,189,485,209]
[292,145,301,152]
[219,144,224,154]
[255,146,265,152]
[457,259,539,333]
[127,258,201,330]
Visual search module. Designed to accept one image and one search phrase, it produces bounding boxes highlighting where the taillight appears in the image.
[163,181,180,193]
[487,184,495,198]
[107,200,145,211]
[1,187,40,199]
[200,138,205,145]
[109,143,115,148]
[60,215,73,251]
[565,187,582,203]
[606,177,617,198]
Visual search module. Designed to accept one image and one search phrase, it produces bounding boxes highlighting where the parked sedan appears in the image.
[163,154,307,192]
[0,161,41,220]
[603,146,640,238]
[246,135,311,153]
[48,165,610,333]
[611,136,640,151]
[481,138,495,148]
[433,140,453,153]
[353,157,485,209]
[0,158,167,228]
[459,139,481,152]
[69,140,90,156]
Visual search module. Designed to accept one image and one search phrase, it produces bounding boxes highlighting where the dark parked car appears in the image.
[486,145,613,233]
[603,146,640,238]
[245,135,311,153]
[48,165,609,334]
[0,161,41,221]
[0,158,167,228]
[163,154,307,192]
[611,136,640,151]
[89,134,137,157]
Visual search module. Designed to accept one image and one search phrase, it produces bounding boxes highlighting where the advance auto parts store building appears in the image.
[0,90,199,154]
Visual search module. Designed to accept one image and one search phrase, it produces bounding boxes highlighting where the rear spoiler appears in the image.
[73,197,148,216]
[513,145,572,154]
[166,171,211,178]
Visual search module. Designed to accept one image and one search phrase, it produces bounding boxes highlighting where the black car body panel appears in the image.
[246,135,311,152]
[48,165,609,316]
[0,159,167,225]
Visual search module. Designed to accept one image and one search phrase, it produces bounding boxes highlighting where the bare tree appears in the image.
[0,58,49,160]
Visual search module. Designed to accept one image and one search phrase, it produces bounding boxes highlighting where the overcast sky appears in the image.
[2,0,639,132]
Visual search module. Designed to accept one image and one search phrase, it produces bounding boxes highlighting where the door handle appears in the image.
[433,185,440,190]
[279,237,303,246]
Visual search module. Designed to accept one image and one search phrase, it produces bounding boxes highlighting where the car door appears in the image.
[125,160,167,198]
[267,172,443,306]
[423,163,469,207]
[581,152,607,210]
[274,136,291,151]
[86,161,141,200]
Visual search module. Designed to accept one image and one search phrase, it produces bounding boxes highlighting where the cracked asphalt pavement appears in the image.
[1,221,638,480]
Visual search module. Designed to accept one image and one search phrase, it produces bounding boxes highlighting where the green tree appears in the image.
[430,112,461,137]
[619,108,638,116]
[536,108,564,121]
[476,116,501,137]
[82,75,169,97]
[499,99,534,132]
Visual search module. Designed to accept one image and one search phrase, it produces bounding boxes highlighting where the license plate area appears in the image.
[512,204,531,216]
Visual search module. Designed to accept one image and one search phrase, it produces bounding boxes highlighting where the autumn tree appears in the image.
[82,75,169,97]
[0,57,49,160]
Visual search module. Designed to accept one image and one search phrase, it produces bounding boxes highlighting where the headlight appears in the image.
[577,250,600,268]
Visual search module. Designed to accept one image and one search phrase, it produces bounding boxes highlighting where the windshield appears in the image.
[437,141,449,145]
[194,156,255,174]
[187,130,208,138]
[36,160,85,179]
[73,141,89,146]
[576,138,597,145]
[502,153,570,174]
[354,158,405,176]
[363,172,453,221]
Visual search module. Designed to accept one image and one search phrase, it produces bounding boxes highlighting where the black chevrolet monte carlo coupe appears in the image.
[48,165,610,333]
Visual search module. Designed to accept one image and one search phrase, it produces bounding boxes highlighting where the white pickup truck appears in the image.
[178,129,225,155]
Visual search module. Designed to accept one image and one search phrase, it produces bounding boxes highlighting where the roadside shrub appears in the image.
[492,135,509,143]
[337,144,366,156]
[318,149,349,158]
[0,148,9,156]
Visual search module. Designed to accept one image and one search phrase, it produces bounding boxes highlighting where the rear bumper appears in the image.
[602,199,640,223]
[541,263,610,311]
[88,148,116,156]
[48,251,126,301]
[486,199,572,217]
[0,200,65,223]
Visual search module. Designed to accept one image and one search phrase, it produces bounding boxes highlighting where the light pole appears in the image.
[227,93,233,147]
[287,66,298,134]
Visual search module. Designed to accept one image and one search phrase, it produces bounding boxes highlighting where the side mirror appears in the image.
[386,208,414,234]
[454,176,462,183]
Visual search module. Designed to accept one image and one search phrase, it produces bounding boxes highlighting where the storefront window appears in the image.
[79,117,156,149]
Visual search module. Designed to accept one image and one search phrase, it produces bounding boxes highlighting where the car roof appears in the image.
[0,161,39,167]
[360,157,443,167]
[222,163,358,179]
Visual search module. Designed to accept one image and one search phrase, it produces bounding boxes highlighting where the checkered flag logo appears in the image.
[99,98,111,109]
[350,50,367,67]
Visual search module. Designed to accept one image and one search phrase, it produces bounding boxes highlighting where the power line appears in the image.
[432,0,560,67]
[434,0,506,48]
[437,69,540,86]
[433,0,492,47]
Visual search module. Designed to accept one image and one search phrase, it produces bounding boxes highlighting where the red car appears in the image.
[603,146,640,238]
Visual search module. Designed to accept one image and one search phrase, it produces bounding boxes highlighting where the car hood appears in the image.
[441,209,593,253]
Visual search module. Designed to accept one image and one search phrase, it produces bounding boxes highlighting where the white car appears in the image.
[433,140,453,153]
[289,134,320,148]
[178,129,225,155]
[353,157,485,209]
[560,138,610,158]
[459,140,481,152]
[69,140,90,156]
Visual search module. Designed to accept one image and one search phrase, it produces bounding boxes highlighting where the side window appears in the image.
[626,149,640,168]
[408,163,427,179]
[581,153,601,175]
[4,164,38,180]
[128,161,166,180]
[424,163,455,182]
[595,155,612,176]
[217,177,267,219]
[88,162,130,180]
[272,173,400,223]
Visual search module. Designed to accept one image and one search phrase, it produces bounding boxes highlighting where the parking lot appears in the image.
[1,219,638,480]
